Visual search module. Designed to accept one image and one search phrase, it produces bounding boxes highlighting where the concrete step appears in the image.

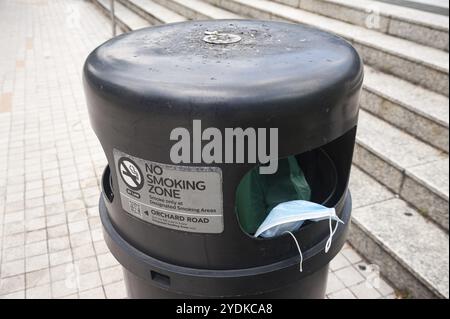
[94,0,151,32]
[272,0,449,51]
[362,66,449,153]
[203,0,449,96]
[151,0,241,20]
[355,110,449,230]
[119,0,187,25]
[349,166,449,299]
[377,0,449,16]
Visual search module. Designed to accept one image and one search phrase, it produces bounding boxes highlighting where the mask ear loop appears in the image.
[325,214,340,253]
[284,231,303,272]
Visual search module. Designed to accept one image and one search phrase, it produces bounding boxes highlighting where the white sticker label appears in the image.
[113,149,223,233]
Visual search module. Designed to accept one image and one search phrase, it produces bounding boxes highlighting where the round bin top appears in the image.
[84,20,363,156]
[84,21,362,270]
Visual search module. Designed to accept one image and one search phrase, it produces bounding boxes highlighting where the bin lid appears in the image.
[84,20,363,155]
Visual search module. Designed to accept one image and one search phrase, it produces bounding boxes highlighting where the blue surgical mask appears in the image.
[254,200,344,271]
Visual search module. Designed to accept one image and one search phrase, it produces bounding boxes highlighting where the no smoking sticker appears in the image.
[113,149,223,234]
[118,157,144,191]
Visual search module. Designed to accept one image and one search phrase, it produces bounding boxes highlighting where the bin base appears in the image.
[122,265,329,299]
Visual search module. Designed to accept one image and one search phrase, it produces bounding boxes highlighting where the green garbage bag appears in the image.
[236,156,311,235]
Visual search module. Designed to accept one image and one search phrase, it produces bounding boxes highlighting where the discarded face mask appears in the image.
[254,200,344,271]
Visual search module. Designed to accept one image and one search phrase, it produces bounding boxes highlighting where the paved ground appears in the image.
[0,0,397,299]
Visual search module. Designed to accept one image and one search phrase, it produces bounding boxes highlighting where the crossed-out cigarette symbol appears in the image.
[118,157,144,191]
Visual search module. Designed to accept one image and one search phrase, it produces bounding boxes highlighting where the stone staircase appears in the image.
[91,0,449,299]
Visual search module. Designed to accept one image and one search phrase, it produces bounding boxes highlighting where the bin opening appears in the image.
[150,271,171,287]
[235,147,338,236]
[102,165,114,203]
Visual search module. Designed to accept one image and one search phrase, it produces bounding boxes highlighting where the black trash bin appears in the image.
[83,20,363,299]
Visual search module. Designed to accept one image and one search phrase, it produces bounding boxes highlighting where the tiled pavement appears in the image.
[0,0,398,299]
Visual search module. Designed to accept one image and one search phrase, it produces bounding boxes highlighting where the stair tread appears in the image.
[350,166,396,209]
[350,167,449,299]
[129,0,187,23]
[378,0,449,15]
[364,66,449,127]
[357,110,446,168]
[407,158,449,199]
[172,0,242,19]
[356,110,449,198]
[230,0,449,72]
[98,0,150,29]
[327,0,449,30]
